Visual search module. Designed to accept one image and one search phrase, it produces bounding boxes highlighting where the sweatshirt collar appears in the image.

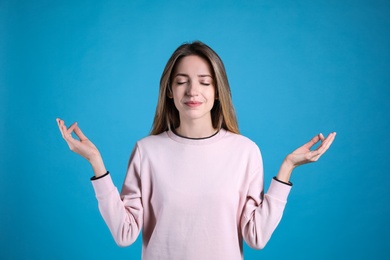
[167,128,227,145]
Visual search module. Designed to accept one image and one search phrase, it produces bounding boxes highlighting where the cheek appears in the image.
[172,86,184,99]
[172,90,182,103]
[172,95,182,111]
[206,89,216,107]
[208,87,216,100]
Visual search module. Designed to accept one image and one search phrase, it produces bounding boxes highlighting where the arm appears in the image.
[56,118,142,246]
[241,168,291,250]
[242,132,336,249]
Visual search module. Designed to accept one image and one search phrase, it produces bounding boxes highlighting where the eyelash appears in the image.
[176,82,210,86]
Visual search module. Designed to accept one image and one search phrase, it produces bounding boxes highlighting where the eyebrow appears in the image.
[174,73,212,78]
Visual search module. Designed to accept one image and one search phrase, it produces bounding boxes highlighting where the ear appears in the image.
[167,85,173,99]
[167,88,173,98]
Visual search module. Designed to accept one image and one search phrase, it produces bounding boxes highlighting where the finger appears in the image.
[304,134,322,149]
[320,132,336,150]
[308,145,328,162]
[56,118,64,135]
[322,132,336,151]
[57,119,69,139]
[63,124,82,150]
[64,123,78,145]
[73,123,88,141]
[311,147,328,162]
[314,132,336,156]
[58,120,76,141]
[56,119,82,152]
[67,122,77,133]
[304,132,336,163]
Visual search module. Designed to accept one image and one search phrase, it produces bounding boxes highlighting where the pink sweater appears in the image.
[92,129,291,259]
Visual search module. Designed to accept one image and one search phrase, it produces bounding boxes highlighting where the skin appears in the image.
[56,55,336,181]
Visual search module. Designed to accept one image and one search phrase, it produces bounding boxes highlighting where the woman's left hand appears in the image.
[276,132,336,183]
[285,132,337,169]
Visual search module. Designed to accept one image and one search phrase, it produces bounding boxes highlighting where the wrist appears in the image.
[276,159,295,183]
[283,155,297,169]
[89,156,107,178]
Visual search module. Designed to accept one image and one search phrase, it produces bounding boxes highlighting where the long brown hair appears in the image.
[150,41,239,135]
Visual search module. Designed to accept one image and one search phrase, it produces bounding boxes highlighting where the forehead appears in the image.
[174,55,212,75]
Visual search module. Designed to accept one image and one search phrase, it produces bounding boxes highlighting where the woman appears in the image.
[57,41,336,259]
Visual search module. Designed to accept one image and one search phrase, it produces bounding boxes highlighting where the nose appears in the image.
[185,81,199,97]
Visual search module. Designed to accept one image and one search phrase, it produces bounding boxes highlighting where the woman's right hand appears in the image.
[56,118,107,177]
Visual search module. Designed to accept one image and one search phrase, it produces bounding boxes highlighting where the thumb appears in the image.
[73,123,88,141]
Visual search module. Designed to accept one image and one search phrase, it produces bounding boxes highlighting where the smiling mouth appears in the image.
[184,101,202,107]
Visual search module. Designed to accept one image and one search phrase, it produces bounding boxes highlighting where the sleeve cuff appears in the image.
[90,171,110,181]
[273,176,292,186]
[91,172,117,198]
[267,178,292,202]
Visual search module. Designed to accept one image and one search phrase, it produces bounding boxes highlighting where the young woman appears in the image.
[57,41,336,259]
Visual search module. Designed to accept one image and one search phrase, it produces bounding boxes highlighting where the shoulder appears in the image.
[138,131,168,143]
[133,131,171,151]
[222,131,263,170]
[224,130,260,149]
[126,132,171,160]
[218,130,263,160]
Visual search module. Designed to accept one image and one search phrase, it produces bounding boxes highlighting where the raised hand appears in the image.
[285,132,336,168]
[276,132,336,183]
[56,118,107,177]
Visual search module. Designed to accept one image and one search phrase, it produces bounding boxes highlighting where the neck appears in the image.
[176,118,217,139]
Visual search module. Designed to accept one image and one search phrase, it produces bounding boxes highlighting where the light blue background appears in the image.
[1,0,389,259]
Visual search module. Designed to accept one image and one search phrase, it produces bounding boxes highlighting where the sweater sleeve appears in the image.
[241,169,292,250]
[91,145,143,247]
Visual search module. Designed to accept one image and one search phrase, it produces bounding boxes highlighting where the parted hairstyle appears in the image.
[150,41,239,135]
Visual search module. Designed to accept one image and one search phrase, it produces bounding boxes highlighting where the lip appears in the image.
[184,101,202,107]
